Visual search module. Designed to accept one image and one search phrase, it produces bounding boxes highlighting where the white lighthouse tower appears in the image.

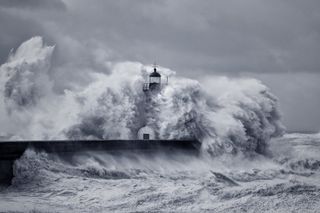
[137,63,167,140]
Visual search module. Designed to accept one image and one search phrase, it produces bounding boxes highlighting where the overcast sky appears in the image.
[0,0,319,132]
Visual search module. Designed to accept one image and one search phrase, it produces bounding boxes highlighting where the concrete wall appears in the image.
[0,160,14,185]
[0,140,200,185]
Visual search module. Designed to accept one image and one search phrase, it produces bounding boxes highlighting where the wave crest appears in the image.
[0,37,284,155]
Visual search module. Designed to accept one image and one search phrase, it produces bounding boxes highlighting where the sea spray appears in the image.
[0,37,285,156]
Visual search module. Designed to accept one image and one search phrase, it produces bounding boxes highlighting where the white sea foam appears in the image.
[0,132,318,212]
[0,37,284,156]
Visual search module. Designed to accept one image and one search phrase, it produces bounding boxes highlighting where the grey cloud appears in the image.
[0,0,66,10]
[1,0,319,74]
[246,72,320,132]
[0,12,43,63]
[54,0,320,75]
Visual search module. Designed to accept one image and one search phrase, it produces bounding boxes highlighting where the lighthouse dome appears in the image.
[150,69,161,77]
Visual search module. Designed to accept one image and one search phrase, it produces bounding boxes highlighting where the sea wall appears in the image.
[0,140,200,184]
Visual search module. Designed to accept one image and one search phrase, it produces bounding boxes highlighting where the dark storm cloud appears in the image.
[1,0,319,74]
[0,9,49,64]
[58,0,320,75]
[0,0,65,64]
[245,72,320,132]
[0,0,66,10]
[0,0,319,131]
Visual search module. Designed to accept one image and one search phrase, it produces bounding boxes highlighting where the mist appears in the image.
[0,37,284,156]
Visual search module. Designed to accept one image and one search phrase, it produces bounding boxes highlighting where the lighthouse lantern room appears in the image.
[143,63,162,91]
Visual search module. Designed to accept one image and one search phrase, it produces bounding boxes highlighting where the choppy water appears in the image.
[0,133,319,212]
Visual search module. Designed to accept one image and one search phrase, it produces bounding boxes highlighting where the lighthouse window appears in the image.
[143,134,150,140]
[150,77,161,84]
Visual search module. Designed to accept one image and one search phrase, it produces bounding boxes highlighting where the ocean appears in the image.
[0,133,319,212]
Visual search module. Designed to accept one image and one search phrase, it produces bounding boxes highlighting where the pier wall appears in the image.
[0,140,200,184]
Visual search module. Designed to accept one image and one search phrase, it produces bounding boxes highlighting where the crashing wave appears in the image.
[0,37,284,156]
[1,37,54,110]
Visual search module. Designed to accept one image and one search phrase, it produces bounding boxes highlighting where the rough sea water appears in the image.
[0,38,319,212]
[0,133,319,212]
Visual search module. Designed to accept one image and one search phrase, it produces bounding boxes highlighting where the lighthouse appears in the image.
[138,63,166,140]
[143,63,162,92]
